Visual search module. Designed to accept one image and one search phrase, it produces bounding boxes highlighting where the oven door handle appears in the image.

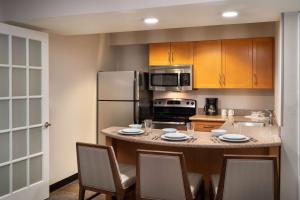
[152,121,186,125]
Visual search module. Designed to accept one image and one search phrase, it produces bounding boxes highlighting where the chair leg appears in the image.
[112,196,117,200]
[201,181,205,200]
[79,186,85,200]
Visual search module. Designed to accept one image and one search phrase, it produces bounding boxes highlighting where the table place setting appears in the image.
[210,128,258,143]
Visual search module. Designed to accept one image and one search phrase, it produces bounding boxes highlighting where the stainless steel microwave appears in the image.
[149,65,193,91]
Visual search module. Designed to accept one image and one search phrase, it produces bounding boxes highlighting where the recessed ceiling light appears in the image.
[222,11,239,18]
[144,17,159,25]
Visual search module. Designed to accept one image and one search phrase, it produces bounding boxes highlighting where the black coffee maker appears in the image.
[204,98,218,115]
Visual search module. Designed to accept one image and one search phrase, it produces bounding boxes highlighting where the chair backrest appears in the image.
[216,155,279,200]
[136,150,193,200]
[76,142,122,193]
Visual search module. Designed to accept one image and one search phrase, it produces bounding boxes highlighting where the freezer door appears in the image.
[98,101,134,144]
[98,71,136,100]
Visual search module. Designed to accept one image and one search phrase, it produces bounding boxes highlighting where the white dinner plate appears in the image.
[161,134,192,141]
[222,134,247,140]
[219,135,250,142]
[164,132,187,139]
[121,128,141,133]
[162,128,177,133]
[118,129,144,135]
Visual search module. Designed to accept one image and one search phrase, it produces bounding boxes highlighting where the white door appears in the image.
[0,23,49,200]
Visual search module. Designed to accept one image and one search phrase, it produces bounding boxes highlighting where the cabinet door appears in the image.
[171,42,193,65]
[149,43,170,66]
[194,40,222,88]
[253,38,273,89]
[222,39,253,88]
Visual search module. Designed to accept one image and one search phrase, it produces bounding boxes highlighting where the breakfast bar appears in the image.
[102,118,281,198]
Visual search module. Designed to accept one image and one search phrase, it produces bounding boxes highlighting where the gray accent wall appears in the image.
[280,12,300,200]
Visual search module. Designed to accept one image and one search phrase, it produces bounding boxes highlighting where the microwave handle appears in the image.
[178,72,181,88]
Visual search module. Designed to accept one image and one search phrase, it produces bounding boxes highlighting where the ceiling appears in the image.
[0,0,300,35]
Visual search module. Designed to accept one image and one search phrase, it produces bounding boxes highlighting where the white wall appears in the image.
[110,22,276,45]
[49,34,110,184]
[280,12,300,200]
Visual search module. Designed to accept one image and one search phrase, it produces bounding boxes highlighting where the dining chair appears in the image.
[210,155,279,200]
[76,142,136,200]
[136,149,204,200]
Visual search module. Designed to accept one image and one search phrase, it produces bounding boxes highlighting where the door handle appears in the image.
[44,122,51,128]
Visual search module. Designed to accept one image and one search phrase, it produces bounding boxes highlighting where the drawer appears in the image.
[192,121,224,132]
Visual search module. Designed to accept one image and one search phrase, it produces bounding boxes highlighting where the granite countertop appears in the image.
[101,119,281,149]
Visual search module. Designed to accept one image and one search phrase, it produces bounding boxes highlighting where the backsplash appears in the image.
[154,89,274,113]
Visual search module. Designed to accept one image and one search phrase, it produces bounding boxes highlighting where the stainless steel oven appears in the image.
[149,65,193,91]
[152,98,197,130]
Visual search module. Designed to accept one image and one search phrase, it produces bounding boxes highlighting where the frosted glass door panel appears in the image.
[13,160,27,191]
[12,99,27,128]
[0,165,10,196]
[12,36,26,66]
[29,98,41,125]
[0,67,9,97]
[13,129,27,159]
[29,69,41,95]
[12,68,27,96]
[0,100,9,130]
[30,156,42,184]
[0,132,10,164]
[0,34,9,65]
[29,39,41,67]
[0,23,48,199]
[29,127,42,154]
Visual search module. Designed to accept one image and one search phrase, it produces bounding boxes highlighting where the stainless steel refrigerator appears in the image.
[97,71,152,144]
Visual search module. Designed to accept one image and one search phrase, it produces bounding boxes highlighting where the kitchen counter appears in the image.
[101,121,281,149]
[102,121,280,200]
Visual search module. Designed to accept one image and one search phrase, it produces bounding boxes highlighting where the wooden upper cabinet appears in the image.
[149,42,193,66]
[194,40,222,88]
[222,39,253,88]
[253,38,273,89]
[170,42,193,65]
[149,43,171,66]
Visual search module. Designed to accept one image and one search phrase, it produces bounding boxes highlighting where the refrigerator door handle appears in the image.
[134,101,140,124]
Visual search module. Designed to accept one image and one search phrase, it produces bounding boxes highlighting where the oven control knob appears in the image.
[191,102,195,105]
[186,102,190,105]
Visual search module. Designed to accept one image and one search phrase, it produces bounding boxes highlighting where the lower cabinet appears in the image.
[192,120,224,132]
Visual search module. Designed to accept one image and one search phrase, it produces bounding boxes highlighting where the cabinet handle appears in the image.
[168,51,171,64]
[254,74,258,85]
[203,125,214,128]
[171,52,174,63]
[222,74,225,86]
[219,74,222,86]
